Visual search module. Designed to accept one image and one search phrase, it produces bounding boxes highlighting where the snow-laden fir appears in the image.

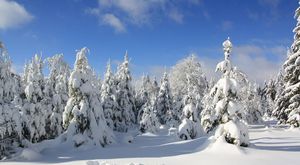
[1,1,300,163]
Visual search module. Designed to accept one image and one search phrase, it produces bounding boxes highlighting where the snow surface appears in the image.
[3,121,300,165]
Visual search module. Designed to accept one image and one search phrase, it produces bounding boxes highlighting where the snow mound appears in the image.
[204,136,245,155]
[19,149,42,161]
[86,161,100,165]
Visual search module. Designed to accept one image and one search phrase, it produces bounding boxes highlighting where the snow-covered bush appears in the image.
[215,120,249,147]
[63,47,114,147]
[113,52,136,132]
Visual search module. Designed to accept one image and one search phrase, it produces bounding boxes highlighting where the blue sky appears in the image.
[0,0,297,82]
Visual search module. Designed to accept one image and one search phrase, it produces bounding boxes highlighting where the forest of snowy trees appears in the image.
[1,1,300,161]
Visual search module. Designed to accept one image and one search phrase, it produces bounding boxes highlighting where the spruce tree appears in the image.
[273,2,300,127]
[44,54,70,139]
[114,52,136,132]
[63,47,114,147]
[0,42,22,159]
[201,38,249,146]
[154,72,175,126]
[100,60,117,129]
[178,76,204,140]
[22,54,47,143]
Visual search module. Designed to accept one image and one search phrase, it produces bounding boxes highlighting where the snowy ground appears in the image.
[3,121,300,165]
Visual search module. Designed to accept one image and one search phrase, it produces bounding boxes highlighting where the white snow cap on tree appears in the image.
[63,47,114,147]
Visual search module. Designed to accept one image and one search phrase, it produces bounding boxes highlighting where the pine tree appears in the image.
[100,60,117,129]
[244,84,263,124]
[201,38,249,146]
[154,72,175,126]
[170,55,208,124]
[44,54,70,139]
[135,75,153,123]
[273,2,300,127]
[22,54,47,143]
[113,52,136,132]
[139,101,160,133]
[178,76,204,140]
[63,47,114,147]
[0,42,22,159]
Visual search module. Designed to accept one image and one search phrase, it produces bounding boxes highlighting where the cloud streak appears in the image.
[86,0,203,32]
[0,0,33,30]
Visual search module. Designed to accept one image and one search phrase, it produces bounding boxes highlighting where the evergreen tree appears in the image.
[63,47,114,147]
[273,3,300,127]
[201,38,249,146]
[178,76,204,140]
[113,52,136,132]
[0,42,22,159]
[22,54,47,143]
[154,72,175,126]
[44,54,70,139]
[170,55,208,124]
[100,60,117,129]
[135,75,153,123]
[139,101,160,133]
[244,84,263,124]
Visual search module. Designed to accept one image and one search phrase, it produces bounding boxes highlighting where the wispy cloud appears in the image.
[0,0,33,30]
[102,13,126,33]
[168,9,184,24]
[247,0,281,23]
[86,0,204,32]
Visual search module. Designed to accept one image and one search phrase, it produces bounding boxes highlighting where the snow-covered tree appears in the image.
[139,101,160,133]
[0,42,22,159]
[135,75,153,122]
[63,47,114,147]
[170,55,208,123]
[201,38,249,146]
[44,54,70,139]
[100,60,117,129]
[22,54,48,143]
[113,52,136,132]
[154,72,175,126]
[244,84,263,124]
[273,3,300,127]
[178,76,204,140]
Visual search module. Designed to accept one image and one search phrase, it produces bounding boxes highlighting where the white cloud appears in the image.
[168,9,184,24]
[102,13,126,33]
[0,0,33,30]
[199,44,286,84]
[232,45,285,83]
[87,0,202,32]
